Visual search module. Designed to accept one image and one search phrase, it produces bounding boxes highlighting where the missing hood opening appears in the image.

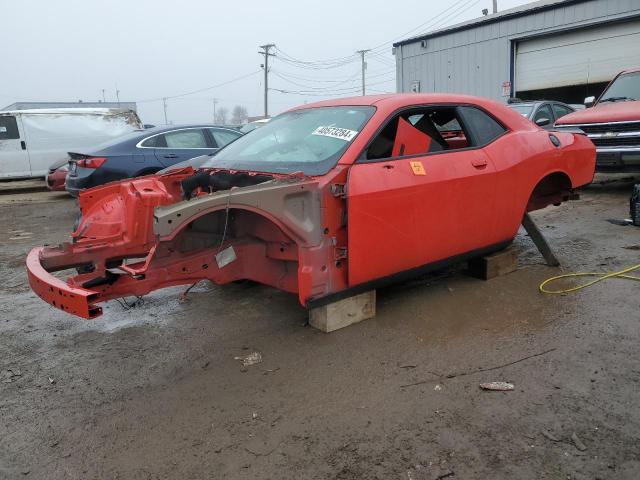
[181,171,275,200]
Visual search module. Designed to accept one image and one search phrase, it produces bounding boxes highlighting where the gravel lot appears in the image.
[1,179,640,479]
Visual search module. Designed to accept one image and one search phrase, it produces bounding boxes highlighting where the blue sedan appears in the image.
[65,124,241,196]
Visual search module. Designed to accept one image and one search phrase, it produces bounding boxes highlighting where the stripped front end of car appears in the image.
[26,168,347,319]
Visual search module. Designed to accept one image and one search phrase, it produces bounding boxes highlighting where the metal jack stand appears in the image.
[522,213,560,267]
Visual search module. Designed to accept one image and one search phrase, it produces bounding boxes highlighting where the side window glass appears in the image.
[141,134,167,148]
[209,129,240,148]
[458,106,507,145]
[365,107,470,161]
[0,116,20,140]
[533,104,553,124]
[164,129,207,148]
[552,104,572,120]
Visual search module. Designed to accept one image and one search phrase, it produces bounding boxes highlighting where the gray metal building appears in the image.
[2,101,137,111]
[393,0,640,104]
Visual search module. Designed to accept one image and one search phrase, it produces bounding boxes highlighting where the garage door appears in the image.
[515,18,640,92]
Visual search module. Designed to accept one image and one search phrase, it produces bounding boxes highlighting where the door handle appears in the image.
[471,157,488,168]
[163,154,178,159]
[20,140,26,150]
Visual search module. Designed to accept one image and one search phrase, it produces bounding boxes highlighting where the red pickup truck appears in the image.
[555,68,640,172]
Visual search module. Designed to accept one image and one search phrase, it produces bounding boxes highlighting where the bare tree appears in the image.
[214,107,229,125]
[231,105,248,124]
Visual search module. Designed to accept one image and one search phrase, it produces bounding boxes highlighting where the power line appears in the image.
[270,76,395,97]
[274,47,358,67]
[274,47,359,71]
[414,0,483,38]
[271,69,361,91]
[265,0,480,100]
[270,68,363,83]
[368,0,472,53]
[126,1,486,118]
[135,70,262,103]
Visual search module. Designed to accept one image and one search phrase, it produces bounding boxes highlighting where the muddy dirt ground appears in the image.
[1,178,640,480]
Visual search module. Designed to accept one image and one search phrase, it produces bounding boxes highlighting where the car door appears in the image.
[153,128,215,167]
[346,105,499,286]
[0,114,32,178]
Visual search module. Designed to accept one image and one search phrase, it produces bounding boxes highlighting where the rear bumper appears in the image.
[26,248,102,319]
[596,147,640,172]
[65,168,94,197]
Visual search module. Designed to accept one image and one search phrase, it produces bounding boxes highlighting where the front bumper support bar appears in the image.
[26,248,102,319]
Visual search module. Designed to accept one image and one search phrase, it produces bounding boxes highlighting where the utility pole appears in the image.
[101,89,106,102]
[492,0,498,13]
[162,97,168,124]
[213,98,218,123]
[356,49,370,96]
[115,85,120,106]
[259,43,276,118]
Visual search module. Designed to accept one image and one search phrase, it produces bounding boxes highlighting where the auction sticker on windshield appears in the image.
[312,126,359,141]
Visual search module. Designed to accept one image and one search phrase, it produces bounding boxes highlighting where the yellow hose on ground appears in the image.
[539,263,640,294]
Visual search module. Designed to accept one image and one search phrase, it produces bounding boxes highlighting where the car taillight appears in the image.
[77,157,107,169]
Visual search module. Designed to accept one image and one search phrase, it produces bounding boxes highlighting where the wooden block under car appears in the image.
[309,290,376,333]
[467,246,518,280]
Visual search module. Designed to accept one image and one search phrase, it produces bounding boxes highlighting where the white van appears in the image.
[0,108,143,179]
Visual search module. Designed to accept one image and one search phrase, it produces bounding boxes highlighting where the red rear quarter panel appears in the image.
[487,130,595,240]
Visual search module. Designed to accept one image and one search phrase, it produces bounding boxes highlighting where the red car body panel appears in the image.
[26,94,596,319]
[557,98,640,124]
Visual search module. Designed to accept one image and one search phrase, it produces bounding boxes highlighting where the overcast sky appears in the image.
[2,0,530,125]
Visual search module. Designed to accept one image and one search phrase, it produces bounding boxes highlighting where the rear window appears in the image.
[0,116,19,140]
[141,134,167,148]
[552,104,573,120]
[208,128,241,148]
[508,104,534,118]
[458,106,507,145]
[164,129,207,148]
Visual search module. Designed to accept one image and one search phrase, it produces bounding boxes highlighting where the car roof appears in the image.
[141,124,239,135]
[293,93,559,111]
[288,93,537,132]
[509,100,571,106]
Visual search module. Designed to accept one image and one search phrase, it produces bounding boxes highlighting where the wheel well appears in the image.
[527,172,573,212]
[165,208,300,289]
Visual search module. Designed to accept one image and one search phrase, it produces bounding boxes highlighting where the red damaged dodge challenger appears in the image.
[27,94,595,319]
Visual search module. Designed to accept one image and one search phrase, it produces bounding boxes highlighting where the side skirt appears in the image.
[306,240,513,309]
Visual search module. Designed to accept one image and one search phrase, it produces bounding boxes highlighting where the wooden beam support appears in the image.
[468,246,518,280]
[309,290,376,333]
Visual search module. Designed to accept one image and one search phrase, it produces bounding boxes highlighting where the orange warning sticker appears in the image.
[409,161,426,175]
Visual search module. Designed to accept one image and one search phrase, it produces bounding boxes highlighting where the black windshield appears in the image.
[201,106,375,175]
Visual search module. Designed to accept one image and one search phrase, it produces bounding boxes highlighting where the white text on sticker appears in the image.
[312,126,358,142]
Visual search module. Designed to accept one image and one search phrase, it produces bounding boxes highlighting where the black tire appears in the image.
[631,184,640,226]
